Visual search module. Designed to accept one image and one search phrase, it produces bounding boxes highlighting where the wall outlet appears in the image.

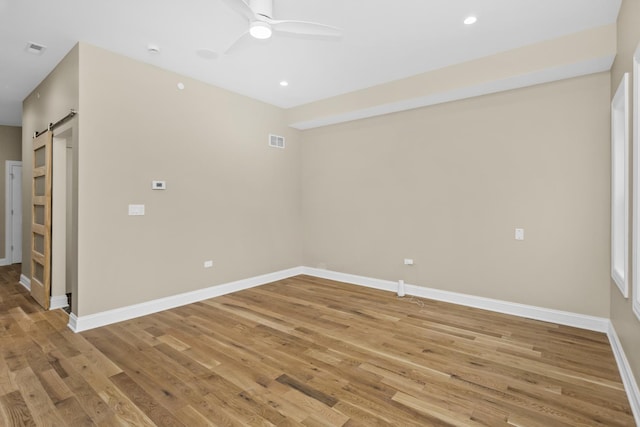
[152,180,167,190]
[515,228,524,241]
[204,260,213,268]
[404,258,414,265]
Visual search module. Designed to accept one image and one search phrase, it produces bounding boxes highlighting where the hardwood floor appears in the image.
[0,265,635,426]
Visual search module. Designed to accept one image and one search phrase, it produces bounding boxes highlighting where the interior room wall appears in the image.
[301,72,611,317]
[18,27,617,337]
[610,0,640,390]
[75,43,302,317]
[21,44,79,299]
[0,125,22,261]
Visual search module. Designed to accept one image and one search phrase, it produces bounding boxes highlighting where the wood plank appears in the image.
[109,372,186,427]
[10,367,67,426]
[0,390,36,427]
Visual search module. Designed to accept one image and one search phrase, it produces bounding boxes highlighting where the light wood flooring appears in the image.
[0,264,635,426]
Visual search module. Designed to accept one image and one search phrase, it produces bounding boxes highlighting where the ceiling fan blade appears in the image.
[224,30,252,55]
[219,0,256,21]
[268,19,342,38]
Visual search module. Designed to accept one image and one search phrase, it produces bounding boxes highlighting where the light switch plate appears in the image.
[515,228,524,241]
[128,204,145,216]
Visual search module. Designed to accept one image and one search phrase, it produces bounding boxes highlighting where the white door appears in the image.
[10,163,22,264]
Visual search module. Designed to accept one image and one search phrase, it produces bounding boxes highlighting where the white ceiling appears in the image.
[0,0,621,126]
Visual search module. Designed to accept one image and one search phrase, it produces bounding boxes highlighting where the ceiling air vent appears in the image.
[24,42,47,55]
[25,42,47,55]
[269,134,285,149]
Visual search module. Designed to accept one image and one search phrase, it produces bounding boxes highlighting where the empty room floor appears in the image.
[0,265,634,426]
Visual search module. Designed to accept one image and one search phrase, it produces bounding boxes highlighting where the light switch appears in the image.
[515,228,524,241]
[128,204,145,216]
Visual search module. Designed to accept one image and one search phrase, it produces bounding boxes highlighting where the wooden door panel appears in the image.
[31,130,52,310]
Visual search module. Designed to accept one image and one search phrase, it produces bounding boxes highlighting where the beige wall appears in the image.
[301,72,611,316]
[22,44,79,307]
[75,44,302,316]
[610,0,640,390]
[0,125,22,260]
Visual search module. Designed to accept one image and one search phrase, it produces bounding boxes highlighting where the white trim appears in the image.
[68,267,304,332]
[303,267,397,293]
[612,73,630,298]
[50,295,69,310]
[5,160,21,265]
[289,56,614,130]
[633,42,640,321]
[20,274,68,310]
[68,313,78,331]
[0,258,8,267]
[607,322,640,425]
[301,267,609,332]
[19,274,30,291]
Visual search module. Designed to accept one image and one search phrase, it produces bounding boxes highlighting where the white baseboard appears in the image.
[303,267,397,292]
[19,275,68,310]
[68,313,79,331]
[301,267,610,333]
[0,258,8,267]
[68,267,304,333]
[19,274,30,291]
[50,295,69,310]
[607,322,640,425]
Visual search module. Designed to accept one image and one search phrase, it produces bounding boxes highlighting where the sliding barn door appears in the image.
[31,130,52,310]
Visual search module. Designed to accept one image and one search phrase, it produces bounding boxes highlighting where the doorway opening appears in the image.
[5,160,22,265]
[50,128,76,311]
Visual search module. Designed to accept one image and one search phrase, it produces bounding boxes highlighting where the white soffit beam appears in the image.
[289,55,614,130]
[288,24,616,130]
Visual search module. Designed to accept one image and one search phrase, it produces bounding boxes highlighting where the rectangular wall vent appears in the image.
[269,134,285,149]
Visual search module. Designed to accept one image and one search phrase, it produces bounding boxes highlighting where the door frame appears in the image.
[5,160,22,265]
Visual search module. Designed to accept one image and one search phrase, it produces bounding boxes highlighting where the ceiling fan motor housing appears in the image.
[249,0,273,19]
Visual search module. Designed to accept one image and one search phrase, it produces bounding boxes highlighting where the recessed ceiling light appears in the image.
[464,16,477,25]
[279,81,289,87]
[25,42,46,55]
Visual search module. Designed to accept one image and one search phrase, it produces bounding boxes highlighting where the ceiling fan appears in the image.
[220,0,342,54]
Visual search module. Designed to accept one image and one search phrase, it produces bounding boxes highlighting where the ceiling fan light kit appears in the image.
[222,0,342,53]
[250,21,272,39]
